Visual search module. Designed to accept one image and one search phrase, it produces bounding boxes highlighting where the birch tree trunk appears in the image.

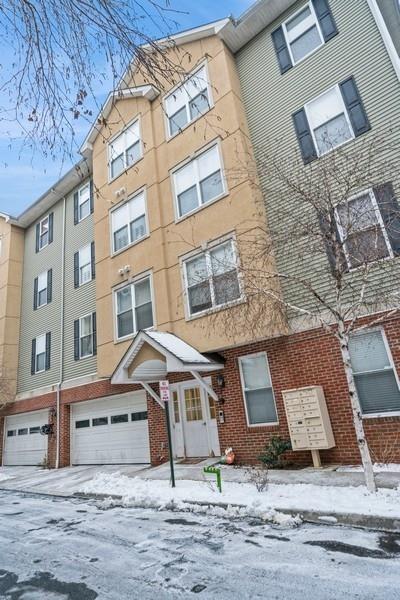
[337,322,376,493]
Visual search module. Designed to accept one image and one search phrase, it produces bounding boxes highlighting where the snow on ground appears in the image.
[0,472,13,482]
[337,463,400,473]
[80,472,400,520]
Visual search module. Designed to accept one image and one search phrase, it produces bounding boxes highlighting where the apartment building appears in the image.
[1,0,400,468]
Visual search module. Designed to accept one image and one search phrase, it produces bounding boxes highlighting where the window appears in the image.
[7,430,16,437]
[131,411,148,421]
[115,276,153,339]
[80,314,94,358]
[349,331,400,415]
[75,419,90,429]
[305,85,354,155]
[239,353,278,425]
[165,64,211,136]
[92,417,108,427]
[283,2,323,64]
[111,414,129,424]
[37,272,48,308]
[78,183,91,222]
[183,239,241,316]
[111,191,147,253]
[335,190,393,269]
[35,334,46,373]
[173,144,225,218]
[79,244,92,285]
[18,428,28,436]
[34,269,52,310]
[109,120,141,179]
[39,216,49,250]
[29,426,41,434]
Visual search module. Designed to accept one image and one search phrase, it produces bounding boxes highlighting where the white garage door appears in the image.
[71,392,150,464]
[3,410,48,466]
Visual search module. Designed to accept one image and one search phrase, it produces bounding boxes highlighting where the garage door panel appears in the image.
[3,410,48,466]
[71,392,150,465]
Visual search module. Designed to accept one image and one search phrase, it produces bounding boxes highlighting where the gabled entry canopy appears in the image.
[111,330,224,405]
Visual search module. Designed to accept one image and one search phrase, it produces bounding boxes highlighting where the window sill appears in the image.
[111,232,150,258]
[246,421,280,429]
[76,212,91,225]
[186,296,246,322]
[108,155,144,185]
[114,325,155,345]
[78,278,93,289]
[78,353,94,361]
[175,191,229,224]
[363,411,400,419]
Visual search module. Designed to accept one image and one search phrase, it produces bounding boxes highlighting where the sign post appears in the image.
[159,380,175,488]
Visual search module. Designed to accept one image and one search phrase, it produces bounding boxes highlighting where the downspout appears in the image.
[55,196,66,469]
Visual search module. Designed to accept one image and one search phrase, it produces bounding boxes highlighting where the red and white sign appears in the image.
[159,380,170,403]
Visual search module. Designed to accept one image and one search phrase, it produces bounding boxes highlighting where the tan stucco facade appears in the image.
[92,36,286,378]
[0,217,24,402]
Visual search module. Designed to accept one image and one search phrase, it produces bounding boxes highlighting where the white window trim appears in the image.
[78,244,92,287]
[35,334,46,374]
[334,188,394,271]
[110,187,149,256]
[163,60,214,140]
[79,313,94,360]
[107,116,143,184]
[38,215,50,251]
[36,271,48,309]
[350,327,400,418]
[304,84,355,157]
[282,1,324,66]
[180,234,245,321]
[171,139,228,223]
[238,351,279,427]
[77,183,91,223]
[113,271,155,343]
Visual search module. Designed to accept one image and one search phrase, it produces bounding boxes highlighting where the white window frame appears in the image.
[107,117,142,182]
[334,188,394,271]
[38,215,50,251]
[350,327,400,419]
[282,1,324,66]
[181,236,243,319]
[79,313,94,359]
[113,272,155,342]
[78,183,91,223]
[110,188,149,255]
[78,244,92,286]
[163,61,213,139]
[304,84,355,157]
[171,140,227,221]
[36,271,48,308]
[35,334,46,374]
[238,352,279,427]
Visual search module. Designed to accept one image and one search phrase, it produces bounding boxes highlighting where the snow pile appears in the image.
[337,463,400,473]
[79,472,400,520]
[0,472,13,483]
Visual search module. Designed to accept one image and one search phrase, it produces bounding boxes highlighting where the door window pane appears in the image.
[92,417,108,426]
[184,388,203,421]
[18,428,28,435]
[75,419,90,429]
[131,411,148,421]
[111,414,129,424]
[172,391,180,423]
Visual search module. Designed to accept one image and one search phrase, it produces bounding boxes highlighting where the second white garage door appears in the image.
[71,392,150,464]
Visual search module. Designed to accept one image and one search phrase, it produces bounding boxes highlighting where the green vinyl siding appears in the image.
[236,0,400,317]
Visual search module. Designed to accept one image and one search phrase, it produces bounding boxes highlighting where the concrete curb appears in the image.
[73,492,400,533]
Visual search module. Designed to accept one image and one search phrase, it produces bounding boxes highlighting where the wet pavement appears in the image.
[0,490,400,599]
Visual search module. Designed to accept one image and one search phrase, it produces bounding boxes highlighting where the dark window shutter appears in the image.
[374,182,400,256]
[312,0,338,42]
[47,269,53,304]
[90,180,94,214]
[45,332,51,371]
[91,242,96,279]
[271,26,293,74]
[31,338,36,375]
[33,277,38,310]
[318,210,348,275]
[292,108,318,164]
[74,251,79,288]
[339,77,371,137]
[74,319,80,361]
[92,312,97,356]
[73,191,79,225]
[48,212,54,244]
[35,224,40,253]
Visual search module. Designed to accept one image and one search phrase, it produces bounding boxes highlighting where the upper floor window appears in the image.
[183,239,241,317]
[31,332,51,375]
[272,0,338,73]
[165,64,211,137]
[74,313,96,360]
[335,189,393,270]
[108,120,141,180]
[35,213,53,253]
[74,243,95,288]
[74,182,92,224]
[34,269,52,310]
[115,276,153,340]
[239,353,278,425]
[349,330,400,416]
[293,77,370,163]
[172,144,225,219]
[111,190,147,253]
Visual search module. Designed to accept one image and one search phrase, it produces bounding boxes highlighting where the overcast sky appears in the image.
[0,0,253,217]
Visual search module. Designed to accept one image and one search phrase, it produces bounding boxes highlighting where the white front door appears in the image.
[170,381,220,458]
[3,410,48,466]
